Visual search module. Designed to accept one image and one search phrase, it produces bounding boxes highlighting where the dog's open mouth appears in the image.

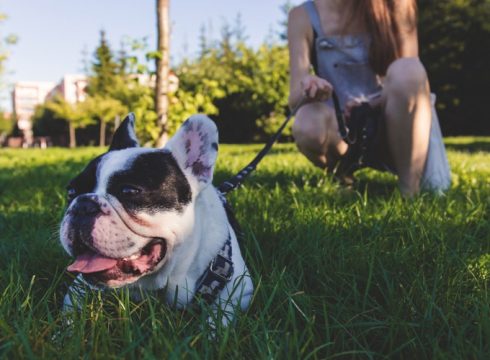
[66,239,167,287]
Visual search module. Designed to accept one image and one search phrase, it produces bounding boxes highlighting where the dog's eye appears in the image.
[66,187,77,200]
[120,185,141,195]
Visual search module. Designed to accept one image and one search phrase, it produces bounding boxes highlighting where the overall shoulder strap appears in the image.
[303,1,325,37]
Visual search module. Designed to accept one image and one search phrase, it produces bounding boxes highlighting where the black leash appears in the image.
[218,97,308,195]
[331,91,351,144]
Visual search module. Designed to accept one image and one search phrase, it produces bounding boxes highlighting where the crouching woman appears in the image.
[288,0,451,196]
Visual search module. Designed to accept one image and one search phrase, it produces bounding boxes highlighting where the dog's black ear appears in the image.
[109,113,140,151]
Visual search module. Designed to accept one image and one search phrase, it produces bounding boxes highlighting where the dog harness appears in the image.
[193,192,241,304]
[194,232,234,304]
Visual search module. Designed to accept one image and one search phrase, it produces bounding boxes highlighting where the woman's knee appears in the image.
[385,57,429,97]
[292,103,334,148]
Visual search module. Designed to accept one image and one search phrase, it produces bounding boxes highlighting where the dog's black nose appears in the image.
[72,195,101,216]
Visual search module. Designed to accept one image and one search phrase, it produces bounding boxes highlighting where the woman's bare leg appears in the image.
[292,102,348,170]
[382,58,432,196]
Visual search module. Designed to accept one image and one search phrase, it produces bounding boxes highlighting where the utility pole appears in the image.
[155,0,170,147]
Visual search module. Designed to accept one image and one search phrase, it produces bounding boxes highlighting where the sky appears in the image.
[0,0,301,110]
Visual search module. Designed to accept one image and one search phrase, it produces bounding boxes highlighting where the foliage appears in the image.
[0,111,13,134]
[167,87,218,135]
[110,39,162,144]
[278,1,293,42]
[26,4,313,144]
[32,104,67,139]
[86,30,119,97]
[0,138,488,357]
[111,36,220,142]
[82,95,126,125]
[83,95,127,146]
[86,34,190,145]
[40,12,290,145]
[32,97,95,147]
[44,96,94,130]
[110,75,159,145]
[176,35,290,142]
[0,12,17,123]
[0,13,17,85]
[418,0,490,135]
[31,34,163,146]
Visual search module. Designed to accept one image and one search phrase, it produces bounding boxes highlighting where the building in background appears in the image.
[11,75,87,146]
[46,74,88,104]
[12,81,56,144]
[9,72,178,147]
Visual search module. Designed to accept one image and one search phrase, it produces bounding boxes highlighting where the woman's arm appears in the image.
[396,0,419,57]
[287,6,332,109]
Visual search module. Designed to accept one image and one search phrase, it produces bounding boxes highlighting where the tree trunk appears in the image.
[99,120,106,147]
[155,0,170,147]
[69,122,76,148]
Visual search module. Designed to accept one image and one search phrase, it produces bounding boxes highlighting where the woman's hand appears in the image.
[301,74,333,102]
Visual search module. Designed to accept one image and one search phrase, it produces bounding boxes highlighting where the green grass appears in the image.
[0,137,489,359]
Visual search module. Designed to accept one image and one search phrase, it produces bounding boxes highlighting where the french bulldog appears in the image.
[60,113,253,326]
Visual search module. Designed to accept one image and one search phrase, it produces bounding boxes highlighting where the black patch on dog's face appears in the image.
[107,151,192,213]
[66,155,104,203]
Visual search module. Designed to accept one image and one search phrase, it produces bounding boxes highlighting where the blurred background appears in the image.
[0,0,488,148]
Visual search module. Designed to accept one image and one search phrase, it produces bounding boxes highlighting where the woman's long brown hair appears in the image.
[351,0,417,76]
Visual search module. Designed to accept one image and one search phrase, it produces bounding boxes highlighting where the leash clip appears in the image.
[209,254,234,282]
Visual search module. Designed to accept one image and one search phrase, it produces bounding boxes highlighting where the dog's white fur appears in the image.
[62,115,253,326]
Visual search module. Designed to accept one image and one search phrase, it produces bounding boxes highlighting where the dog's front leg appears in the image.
[53,275,91,343]
[63,274,92,312]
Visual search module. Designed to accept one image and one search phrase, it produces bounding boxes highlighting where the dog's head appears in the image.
[60,113,219,288]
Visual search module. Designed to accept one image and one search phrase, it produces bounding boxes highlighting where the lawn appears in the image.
[0,137,489,359]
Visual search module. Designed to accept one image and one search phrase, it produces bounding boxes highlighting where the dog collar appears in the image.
[194,233,234,304]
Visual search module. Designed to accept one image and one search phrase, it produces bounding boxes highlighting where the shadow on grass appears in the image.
[0,159,89,205]
[215,167,397,200]
[445,140,490,153]
[223,145,297,157]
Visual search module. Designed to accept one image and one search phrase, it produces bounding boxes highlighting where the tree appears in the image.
[1,12,17,118]
[87,30,118,96]
[32,104,69,146]
[110,37,162,145]
[174,16,290,143]
[0,13,17,83]
[278,1,293,42]
[44,96,93,147]
[87,30,129,145]
[418,0,490,135]
[155,0,170,147]
[84,35,163,146]
[198,24,209,59]
[82,95,127,147]
[0,111,13,135]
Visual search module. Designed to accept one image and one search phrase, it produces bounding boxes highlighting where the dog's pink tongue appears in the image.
[67,252,118,274]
